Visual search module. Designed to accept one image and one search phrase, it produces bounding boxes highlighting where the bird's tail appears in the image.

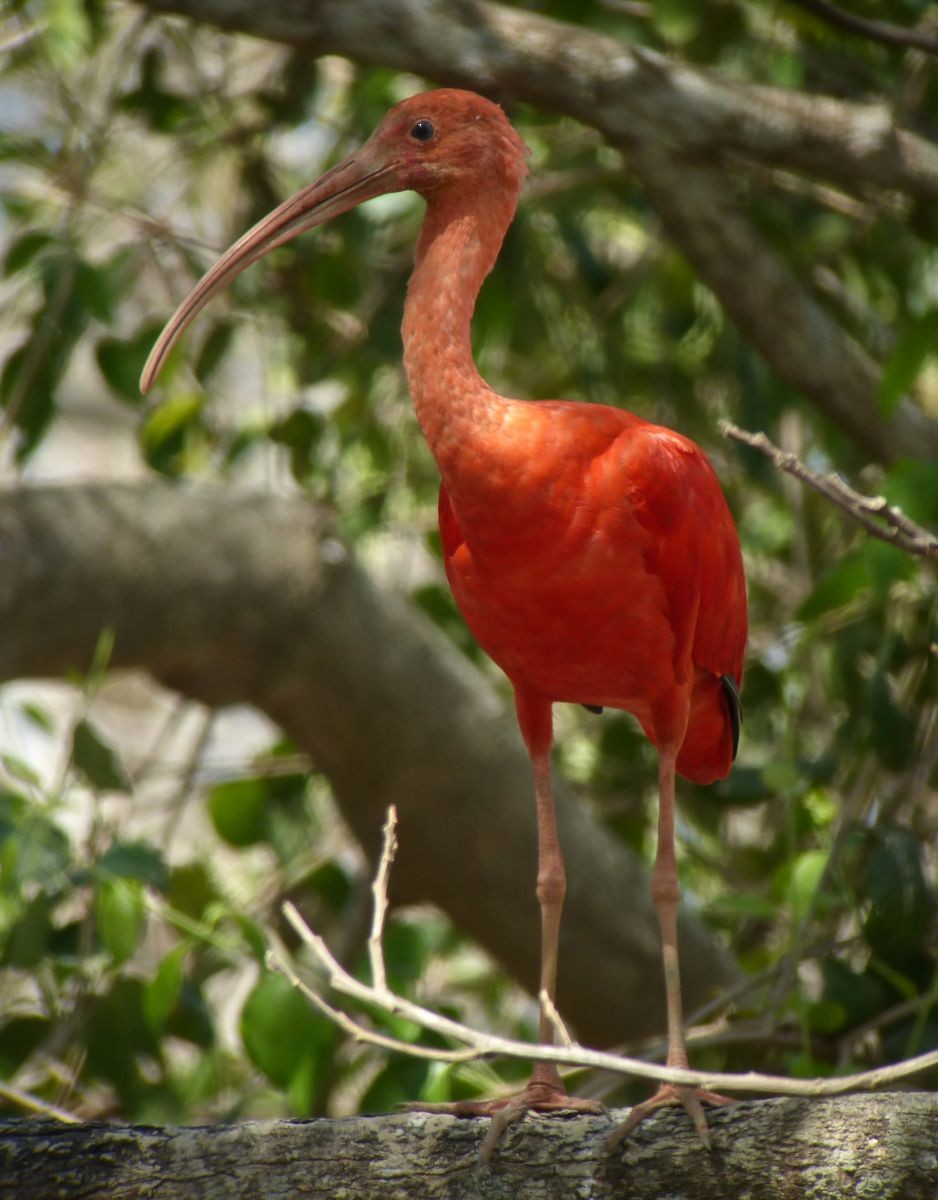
[676,669,740,785]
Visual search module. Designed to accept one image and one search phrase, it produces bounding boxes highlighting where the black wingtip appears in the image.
[720,674,742,760]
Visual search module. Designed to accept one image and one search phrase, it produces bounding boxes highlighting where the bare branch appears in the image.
[787,0,938,58]
[273,821,938,1100]
[539,989,575,1049]
[368,806,399,995]
[0,1082,81,1124]
[725,423,938,559]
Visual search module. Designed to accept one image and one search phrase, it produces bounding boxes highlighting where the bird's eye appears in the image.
[410,119,435,143]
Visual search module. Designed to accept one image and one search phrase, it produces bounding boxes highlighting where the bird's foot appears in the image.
[605,1084,734,1152]
[401,1075,606,1162]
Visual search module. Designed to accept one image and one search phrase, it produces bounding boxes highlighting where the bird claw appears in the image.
[605,1084,734,1153]
[400,1085,606,1162]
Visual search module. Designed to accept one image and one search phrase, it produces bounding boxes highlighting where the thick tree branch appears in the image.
[3,1098,937,1199]
[627,148,933,464]
[133,0,938,202]
[132,0,938,464]
[0,480,736,1047]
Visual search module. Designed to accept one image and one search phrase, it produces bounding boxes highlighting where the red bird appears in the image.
[142,89,747,1148]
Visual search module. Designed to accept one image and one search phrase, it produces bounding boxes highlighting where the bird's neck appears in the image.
[401,187,517,490]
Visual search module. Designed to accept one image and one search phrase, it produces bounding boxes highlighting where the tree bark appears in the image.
[0,480,736,1047]
[132,0,938,465]
[2,1095,937,1198]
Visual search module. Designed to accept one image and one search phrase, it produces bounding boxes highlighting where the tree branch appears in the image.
[787,0,938,58]
[628,149,933,464]
[3,1099,937,1199]
[133,0,938,203]
[0,480,736,1047]
[131,0,938,465]
[725,423,938,558]
[267,815,938,1098]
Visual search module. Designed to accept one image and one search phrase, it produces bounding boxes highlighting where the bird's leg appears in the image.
[469,740,604,1159]
[402,695,603,1157]
[606,745,733,1152]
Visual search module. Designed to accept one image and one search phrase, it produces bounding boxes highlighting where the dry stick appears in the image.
[540,989,575,1049]
[724,423,938,560]
[368,806,399,995]
[0,1082,80,1124]
[269,809,938,1100]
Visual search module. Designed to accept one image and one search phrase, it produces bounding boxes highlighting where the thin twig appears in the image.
[786,0,938,57]
[267,947,478,1064]
[724,423,938,559]
[0,1082,80,1124]
[539,988,575,1049]
[368,807,398,995]
[0,22,47,55]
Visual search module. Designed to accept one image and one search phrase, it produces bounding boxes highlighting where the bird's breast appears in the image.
[440,483,677,716]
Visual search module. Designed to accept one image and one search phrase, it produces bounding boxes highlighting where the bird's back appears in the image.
[437,399,747,784]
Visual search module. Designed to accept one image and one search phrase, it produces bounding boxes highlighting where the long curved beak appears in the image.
[140,149,400,394]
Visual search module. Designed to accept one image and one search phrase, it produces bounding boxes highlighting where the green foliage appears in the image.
[0,0,936,1126]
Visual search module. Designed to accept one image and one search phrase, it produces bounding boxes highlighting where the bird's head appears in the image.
[369,89,529,198]
[140,89,528,393]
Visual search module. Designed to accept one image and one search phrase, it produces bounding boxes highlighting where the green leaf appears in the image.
[822,958,894,1029]
[0,1017,49,1074]
[97,842,169,891]
[864,826,934,964]
[144,943,189,1033]
[96,327,158,403]
[45,0,93,66]
[882,460,938,527]
[19,701,54,734]
[95,878,146,964]
[207,779,269,847]
[72,719,130,792]
[706,765,770,806]
[241,971,335,1112]
[869,671,916,772]
[140,391,203,465]
[878,309,938,417]
[3,231,54,276]
[786,849,828,921]
[75,259,114,323]
[0,753,40,787]
[805,998,847,1035]
[3,892,54,968]
[863,539,914,599]
[0,801,71,887]
[84,977,159,1104]
[269,408,326,479]
[195,321,234,385]
[797,554,868,621]
[169,861,219,921]
[652,0,701,45]
[231,914,268,963]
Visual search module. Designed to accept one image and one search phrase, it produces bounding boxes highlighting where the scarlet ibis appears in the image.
[141,89,747,1148]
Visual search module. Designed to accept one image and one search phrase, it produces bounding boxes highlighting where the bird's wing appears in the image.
[621,426,747,685]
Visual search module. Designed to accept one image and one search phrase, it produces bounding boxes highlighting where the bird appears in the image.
[141,88,747,1151]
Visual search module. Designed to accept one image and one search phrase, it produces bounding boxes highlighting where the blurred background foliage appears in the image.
[0,0,935,1124]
